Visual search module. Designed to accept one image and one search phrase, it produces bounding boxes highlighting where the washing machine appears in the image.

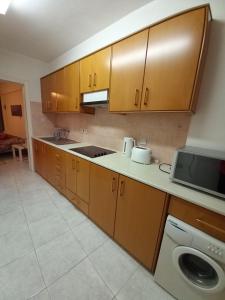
[154,215,225,300]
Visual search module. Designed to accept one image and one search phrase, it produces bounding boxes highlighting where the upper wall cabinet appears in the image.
[80,47,111,93]
[109,6,211,113]
[41,62,80,113]
[109,30,149,112]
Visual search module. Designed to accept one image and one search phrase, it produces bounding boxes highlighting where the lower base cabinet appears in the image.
[33,139,168,272]
[89,164,119,237]
[114,175,168,271]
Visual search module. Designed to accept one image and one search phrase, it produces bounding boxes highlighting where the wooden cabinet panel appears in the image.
[89,164,119,237]
[80,47,111,93]
[80,55,93,93]
[40,77,48,113]
[55,69,65,112]
[141,7,208,111]
[114,175,167,270]
[65,153,77,194]
[169,196,225,242]
[64,62,80,112]
[92,47,111,91]
[76,157,90,203]
[109,30,148,112]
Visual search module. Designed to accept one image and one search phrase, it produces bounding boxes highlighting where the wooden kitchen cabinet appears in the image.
[33,139,48,179]
[65,152,77,194]
[109,29,149,112]
[114,175,167,270]
[40,76,48,113]
[89,164,119,237]
[141,6,210,111]
[80,47,111,93]
[169,196,225,242]
[64,62,80,112]
[65,153,90,205]
[76,156,90,203]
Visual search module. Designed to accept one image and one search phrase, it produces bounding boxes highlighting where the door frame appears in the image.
[0,75,34,170]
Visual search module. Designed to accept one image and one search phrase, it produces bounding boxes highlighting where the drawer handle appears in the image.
[119,180,125,197]
[143,87,150,105]
[134,89,139,106]
[196,219,225,236]
[93,73,97,87]
[111,177,116,193]
[88,74,92,88]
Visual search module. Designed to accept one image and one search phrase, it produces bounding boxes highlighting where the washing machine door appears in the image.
[173,246,225,294]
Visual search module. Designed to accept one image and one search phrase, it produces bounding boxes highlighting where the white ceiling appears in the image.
[0,0,152,62]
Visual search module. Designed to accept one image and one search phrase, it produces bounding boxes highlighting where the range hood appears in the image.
[82,90,108,106]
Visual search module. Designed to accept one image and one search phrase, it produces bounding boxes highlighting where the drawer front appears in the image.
[169,196,225,242]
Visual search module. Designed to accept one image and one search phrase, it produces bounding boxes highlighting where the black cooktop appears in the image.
[69,146,115,158]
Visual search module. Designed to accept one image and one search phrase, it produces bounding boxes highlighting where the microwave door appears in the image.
[173,152,225,198]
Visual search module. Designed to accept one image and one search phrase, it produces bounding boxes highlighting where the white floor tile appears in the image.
[36,231,86,286]
[19,189,53,207]
[0,209,27,236]
[48,258,113,300]
[116,266,175,300]
[24,201,59,224]
[72,220,108,254]
[28,289,50,300]
[29,214,70,248]
[0,251,45,300]
[60,204,87,225]
[0,225,34,268]
[89,239,138,295]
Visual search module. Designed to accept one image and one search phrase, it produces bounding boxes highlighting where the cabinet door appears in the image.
[65,153,77,194]
[80,55,93,93]
[141,7,206,111]
[93,47,111,91]
[76,157,90,203]
[64,62,80,112]
[89,164,119,237]
[40,77,48,112]
[114,175,166,270]
[109,29,148,112]
[55,69,65,112]
[48,73,58,112]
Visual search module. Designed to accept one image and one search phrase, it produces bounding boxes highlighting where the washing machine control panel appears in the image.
[207,243,224,258]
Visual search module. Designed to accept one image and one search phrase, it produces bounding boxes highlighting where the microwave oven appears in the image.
[171,146,225,199]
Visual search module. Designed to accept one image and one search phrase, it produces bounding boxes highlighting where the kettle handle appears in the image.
[123,142,126,153]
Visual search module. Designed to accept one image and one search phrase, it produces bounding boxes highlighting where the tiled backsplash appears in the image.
[30,102,56,136]
[55,107,191,163]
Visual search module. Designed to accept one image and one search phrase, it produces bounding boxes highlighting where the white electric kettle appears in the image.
[123,137,136,157]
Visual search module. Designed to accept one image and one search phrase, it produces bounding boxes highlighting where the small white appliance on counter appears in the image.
[123,137,135,157]
[131,146,152,164]
[154,216,225,300]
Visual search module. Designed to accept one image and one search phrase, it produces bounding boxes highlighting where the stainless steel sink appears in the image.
[40,137,78,145]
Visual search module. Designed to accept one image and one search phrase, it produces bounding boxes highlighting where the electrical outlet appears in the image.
[81,128,88,134]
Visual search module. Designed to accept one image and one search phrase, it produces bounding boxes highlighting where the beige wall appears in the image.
[1,88,26,138]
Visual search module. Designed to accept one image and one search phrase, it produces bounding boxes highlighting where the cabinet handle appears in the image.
[93,73,97,87]
[196,219,225,236]
[143,88,150,105]
[88,74,92,88]
[72,159,76,170]
[134,89,139,106]
[76,160,80,172]
[119,180,125,197]
[111,177,116,192]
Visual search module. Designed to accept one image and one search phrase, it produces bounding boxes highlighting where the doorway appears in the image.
[0,80,29,164]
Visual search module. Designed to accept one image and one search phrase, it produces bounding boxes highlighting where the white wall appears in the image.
[0,48,48,102]
[49,0,225,152]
